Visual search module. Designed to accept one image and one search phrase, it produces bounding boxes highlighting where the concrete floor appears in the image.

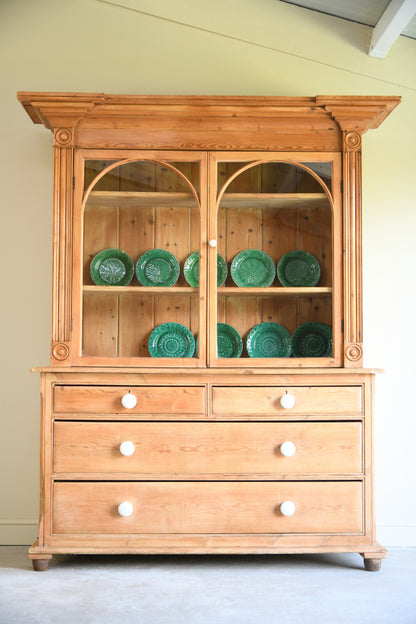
[0,547,415,624]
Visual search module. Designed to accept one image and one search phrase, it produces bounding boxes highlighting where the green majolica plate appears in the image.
[291,322,332,357]
[183,251,228,287]
[277,250,321,287]
[148,323,195,358]
[90,248,134,286]
[136,249,180,287]
[231,250,275,287]
[246,322,291,358]
[217,323,243,358]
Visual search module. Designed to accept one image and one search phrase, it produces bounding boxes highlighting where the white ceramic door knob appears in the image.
[280,393,296,409]
[121,392,137,409]
[117,501,134,517]
[280,441,296,457]
[208,239,217,248]
[119,441,135,456]
[280,501,296,517]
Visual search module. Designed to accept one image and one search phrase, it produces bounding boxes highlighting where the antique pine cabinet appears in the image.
[17,92,400,571]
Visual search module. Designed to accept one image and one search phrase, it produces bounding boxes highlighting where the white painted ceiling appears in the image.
[280,0,416,39]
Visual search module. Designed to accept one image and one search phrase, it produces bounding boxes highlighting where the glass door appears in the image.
[208,153,342,367]
[72,151,207,366]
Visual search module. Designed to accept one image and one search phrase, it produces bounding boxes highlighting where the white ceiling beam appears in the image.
[369,0,416,58]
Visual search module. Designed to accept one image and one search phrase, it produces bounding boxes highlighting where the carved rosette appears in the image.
[54,127,73,147]
[344,130,362,151]
[51,342,70,364]
[345,343,363,364]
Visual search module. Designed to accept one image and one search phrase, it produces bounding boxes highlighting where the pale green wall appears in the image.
[1,0,415,545]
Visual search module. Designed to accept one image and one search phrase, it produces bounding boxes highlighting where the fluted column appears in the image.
[342,130,364,367]
[50,128,74,365]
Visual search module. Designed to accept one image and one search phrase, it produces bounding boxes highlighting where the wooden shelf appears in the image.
[218,193,328,209]
[83,285,331,295]
[83,285,198,294]
[218,286,332,295]
[85,191,197,207]
[84,191,328,210]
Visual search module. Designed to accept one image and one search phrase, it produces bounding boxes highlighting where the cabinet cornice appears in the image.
[17,93,400,150]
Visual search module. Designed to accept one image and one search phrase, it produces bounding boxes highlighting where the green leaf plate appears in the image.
[148,323,195,358]
[217,323,243,358]
[136,249,180,287]
[90,248,134,286]
[291,322,332,357]
[231,250,275,287]
[183,251,228,287]
[277,250,321,287]
[246,322,291,358]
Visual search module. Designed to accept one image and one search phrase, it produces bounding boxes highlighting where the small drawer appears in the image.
[212,386,363,416]
[53,421,362,476]
[53,481,363,535]
[53,385,206,414]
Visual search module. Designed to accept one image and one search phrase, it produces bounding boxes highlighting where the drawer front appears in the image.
[54,385,206,414]
[53,481,363,534]
[54,421,362,475]
[212,386,363,416]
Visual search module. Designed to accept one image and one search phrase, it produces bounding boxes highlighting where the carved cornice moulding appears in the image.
[17,92,400,135]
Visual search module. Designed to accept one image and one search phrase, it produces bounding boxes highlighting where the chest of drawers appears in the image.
[28,369,385,571]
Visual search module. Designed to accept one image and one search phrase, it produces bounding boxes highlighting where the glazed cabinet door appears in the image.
[70,150,342,366]
[208,153,342,367]
[71,151,207,366]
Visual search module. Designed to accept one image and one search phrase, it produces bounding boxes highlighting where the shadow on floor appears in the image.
[43,551,364,572]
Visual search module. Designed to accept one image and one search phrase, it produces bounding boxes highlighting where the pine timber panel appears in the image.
[54,385,206,414]
[53,421,363,476]
[53,481,363,535]
[212,385,362,415]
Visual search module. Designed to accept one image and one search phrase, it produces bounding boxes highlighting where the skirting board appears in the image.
[1,522,416,547]
[0,522,38,546]
[377,524,416,547]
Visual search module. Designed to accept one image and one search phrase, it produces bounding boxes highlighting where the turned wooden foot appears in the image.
[31,558,50,571]
[364,557,382,572]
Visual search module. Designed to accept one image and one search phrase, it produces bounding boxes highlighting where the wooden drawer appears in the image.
[54,421,362,476]
[212,386,363,416]
[53,481,363,534]
[53,385,206,414]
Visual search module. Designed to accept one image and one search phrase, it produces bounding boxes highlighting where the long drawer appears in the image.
[53,481,363,534]
[53,385,206,414]
[212,386,363,416]
[53,421,362,475]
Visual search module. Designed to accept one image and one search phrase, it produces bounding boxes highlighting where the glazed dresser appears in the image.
[17,92,400,571]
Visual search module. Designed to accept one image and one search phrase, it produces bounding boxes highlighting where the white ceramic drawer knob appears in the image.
[280,393,295,409]
[208,239,217,248]
[119,441,135,456]
[117,501,134,517]
[280,501,296,517]
[280,441,296,457]
[121,392,137,409]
